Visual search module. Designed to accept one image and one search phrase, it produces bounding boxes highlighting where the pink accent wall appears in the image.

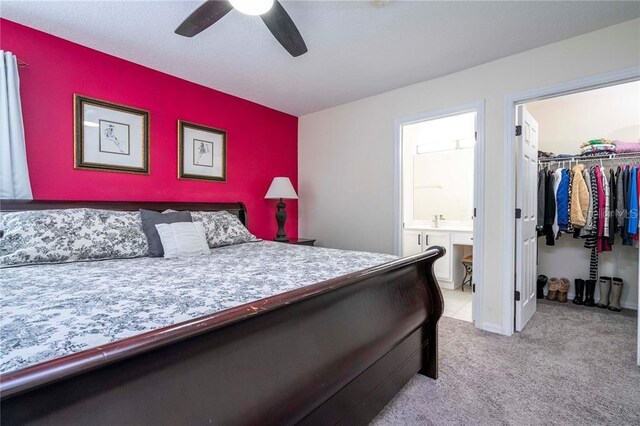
[0,19,297,239]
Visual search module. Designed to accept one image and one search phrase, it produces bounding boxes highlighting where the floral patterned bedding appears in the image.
[0,241,396,374]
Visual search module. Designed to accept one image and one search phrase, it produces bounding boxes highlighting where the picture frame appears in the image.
[74,95,150,174]
[178,120,227,182]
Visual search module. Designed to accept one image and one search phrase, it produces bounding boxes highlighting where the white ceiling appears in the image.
[2,1,639,116]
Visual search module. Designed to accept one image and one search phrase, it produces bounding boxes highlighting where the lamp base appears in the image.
[275,199,288,242]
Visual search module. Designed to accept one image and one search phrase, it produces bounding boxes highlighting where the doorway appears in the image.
[508,71,640,363]
[394,102,485,326]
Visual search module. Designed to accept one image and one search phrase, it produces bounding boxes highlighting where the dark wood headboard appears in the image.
[0,200,248,227]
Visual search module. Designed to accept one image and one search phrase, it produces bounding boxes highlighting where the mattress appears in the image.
[0,241,396,374]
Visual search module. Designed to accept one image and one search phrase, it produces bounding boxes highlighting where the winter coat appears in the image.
[570,164,589,227]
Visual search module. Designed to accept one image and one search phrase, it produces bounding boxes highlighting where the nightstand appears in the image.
[279,238,316,246]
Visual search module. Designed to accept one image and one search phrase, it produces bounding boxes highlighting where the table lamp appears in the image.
[265,177,298,242]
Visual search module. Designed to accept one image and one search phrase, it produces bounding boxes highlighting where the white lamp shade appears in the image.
[265,177,298,200]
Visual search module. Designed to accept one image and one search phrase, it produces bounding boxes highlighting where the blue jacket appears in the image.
[556,169,570,231]
[628,167,638,235]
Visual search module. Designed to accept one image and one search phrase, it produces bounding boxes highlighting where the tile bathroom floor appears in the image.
[441,287,473,322]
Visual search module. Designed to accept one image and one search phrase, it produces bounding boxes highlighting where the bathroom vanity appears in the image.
[402,225,473,289]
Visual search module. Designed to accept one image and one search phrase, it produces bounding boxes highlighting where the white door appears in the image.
[402,230,423,256]
[424,232,451,281]
[515,106,538,331]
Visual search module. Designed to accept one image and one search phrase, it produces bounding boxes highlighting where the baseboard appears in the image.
[565,292,638,311]
[476,321,505,335]
[438,280,457,290]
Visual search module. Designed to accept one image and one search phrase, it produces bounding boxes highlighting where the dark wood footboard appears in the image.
[0,201,445,425]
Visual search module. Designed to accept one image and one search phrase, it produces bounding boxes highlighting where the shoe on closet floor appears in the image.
[596,276,611,308]
[584,280,597,307]
[546,278,559,301]
[608,278,623,312]
[557,278,570,303]
[537,275,548,299]
[572,279,585,305]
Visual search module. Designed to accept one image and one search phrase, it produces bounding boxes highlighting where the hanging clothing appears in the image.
[622,167,633,246]
[629,166,639,236]
[537,168,547,230]
[586,165,599,279]
[552,168,563,238]
[580,168,593,238]
[615,166,624,233]
[585,166,599,248]
[627,167,638,235]
[637,168,640,241]
[544,170,556,246]
[602,170,610,238]
[608,168,617,245]
[557,169,570,232]
[566,169,574,233]
[570,164,588,227]
[594,166,611,253]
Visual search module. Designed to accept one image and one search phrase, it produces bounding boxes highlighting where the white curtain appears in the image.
[0,50,32,200]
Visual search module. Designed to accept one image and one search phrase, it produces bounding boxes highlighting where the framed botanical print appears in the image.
[74,95,149,174]
[178,120,226,182]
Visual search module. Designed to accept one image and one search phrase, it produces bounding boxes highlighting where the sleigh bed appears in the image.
[0,200,444,425]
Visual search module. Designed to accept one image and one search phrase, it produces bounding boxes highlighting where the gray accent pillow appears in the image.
[140,209,193,257]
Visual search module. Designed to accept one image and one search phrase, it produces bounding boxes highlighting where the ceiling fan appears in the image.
[175,0,308,57]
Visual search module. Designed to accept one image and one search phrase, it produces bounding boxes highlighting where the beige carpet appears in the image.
[371,300,639,425]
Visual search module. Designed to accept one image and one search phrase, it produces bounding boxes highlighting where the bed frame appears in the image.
[0,200,445,425]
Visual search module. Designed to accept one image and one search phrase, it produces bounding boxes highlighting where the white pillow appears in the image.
[154,222,210,258]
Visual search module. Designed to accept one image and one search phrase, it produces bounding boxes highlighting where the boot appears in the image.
[546,278,559,301]
[596,276,611,308]
[537,275,548,299]
[584,280,597,307]
[608,278,623,312]
[557,278,570,303]
[572,279,585,305]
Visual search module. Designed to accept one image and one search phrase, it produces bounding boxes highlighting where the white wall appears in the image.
[527,81,640,154]
[298,19,640,333]
[538,237,638,310]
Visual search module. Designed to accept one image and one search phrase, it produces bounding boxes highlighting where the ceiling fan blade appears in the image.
[260,1,308,57]
[175,0,234,37]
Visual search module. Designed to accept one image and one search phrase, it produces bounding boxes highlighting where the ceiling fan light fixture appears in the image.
[229,0,274,16]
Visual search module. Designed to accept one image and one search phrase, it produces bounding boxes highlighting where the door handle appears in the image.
[418,234,421,246]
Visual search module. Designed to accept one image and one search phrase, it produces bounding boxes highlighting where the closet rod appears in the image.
[538,152,640,165]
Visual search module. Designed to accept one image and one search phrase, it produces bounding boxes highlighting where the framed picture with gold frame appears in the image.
[74,94,149,174]
[178,120,226,182]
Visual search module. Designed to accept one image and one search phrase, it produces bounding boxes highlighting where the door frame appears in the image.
[502,66,640,336]
[393,100,486,328]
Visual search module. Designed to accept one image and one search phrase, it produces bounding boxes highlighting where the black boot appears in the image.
[572,279,585,305]
[584,279,597,307]
[537,275,548,299]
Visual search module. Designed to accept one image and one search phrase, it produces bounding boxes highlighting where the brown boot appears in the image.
[557,278,570,303]
[546,278,560,301]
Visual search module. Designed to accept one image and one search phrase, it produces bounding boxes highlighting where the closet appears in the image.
[523,81,639,321]
[537,153,639,309]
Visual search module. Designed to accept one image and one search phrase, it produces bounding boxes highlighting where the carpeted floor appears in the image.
[371,300,639,425]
